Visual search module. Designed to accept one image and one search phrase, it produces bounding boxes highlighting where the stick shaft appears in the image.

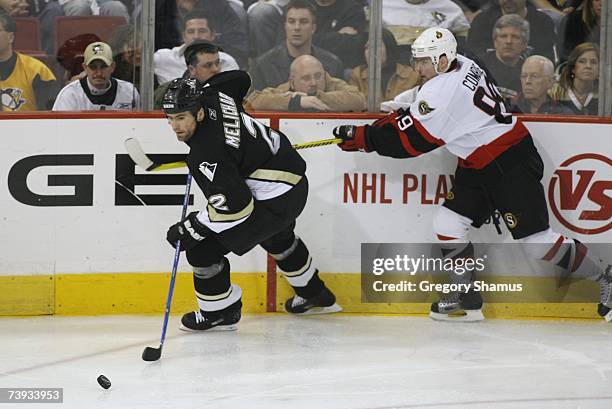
[158,173,192,349]
[127,137,341,172]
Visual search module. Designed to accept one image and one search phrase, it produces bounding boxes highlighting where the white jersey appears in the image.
[154,44,239,84]
[407,54,526,168]
[363,55,528,170]
[52,77,140,111]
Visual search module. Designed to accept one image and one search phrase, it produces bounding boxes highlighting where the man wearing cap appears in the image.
[52,41,140,111]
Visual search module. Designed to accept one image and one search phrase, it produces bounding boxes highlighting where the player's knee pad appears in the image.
[193,258,227,280]
[268,234,299,261]
[433,206,472,242]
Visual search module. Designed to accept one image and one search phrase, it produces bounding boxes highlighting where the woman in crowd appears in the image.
[550,42,599,115]
[348,28,420,102]
[559,0,600,62]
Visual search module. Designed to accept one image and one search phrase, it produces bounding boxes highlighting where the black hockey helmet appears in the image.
[162,78,203,115]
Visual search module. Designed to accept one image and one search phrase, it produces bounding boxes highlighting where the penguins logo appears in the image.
[1,88,26,111]
[503,212,518,229]
[418,100,435,115]
[92,44,104,55]
[436,31,443,39]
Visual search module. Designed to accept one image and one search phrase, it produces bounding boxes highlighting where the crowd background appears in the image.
[0,0,609,116]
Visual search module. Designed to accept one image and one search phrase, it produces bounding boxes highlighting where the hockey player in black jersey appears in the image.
[162,73,341,331]
[333,28,611,322]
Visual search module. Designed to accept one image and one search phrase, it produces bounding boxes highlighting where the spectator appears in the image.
[311,0,367,69]
[477,13,529,103]
[383,0,470,53]
[226,0,247,27]
[246,54,365,111]
[154,40,230,108]
[0,10,58,111]
[348,28,420,101]
[107,24,141,89]
[558,0,600,63]
[56,33,101,83]
[247,0,287,58]
[1,0,63,54]
[509,55,572,114]
[131,0,182,50]
[467,0,556,61]
[52,41,139,110]
[529,0,582,16]
[175,0,248,67]
[249,0,343,91]
[154,8,238,85]
[60,0,130,21]
[550,42,599,115]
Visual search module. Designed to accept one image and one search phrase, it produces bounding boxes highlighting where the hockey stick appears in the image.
[142,173,193,362]
[124,137,342,172]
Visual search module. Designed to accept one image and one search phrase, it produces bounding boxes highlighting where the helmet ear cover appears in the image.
[411,27,457,74]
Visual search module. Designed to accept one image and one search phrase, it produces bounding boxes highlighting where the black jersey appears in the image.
[185,89,306,236]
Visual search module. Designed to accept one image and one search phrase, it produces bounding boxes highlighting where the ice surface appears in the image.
[1,314,611,409]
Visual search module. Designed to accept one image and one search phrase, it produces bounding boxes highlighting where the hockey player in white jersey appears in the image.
[333,28,611,322]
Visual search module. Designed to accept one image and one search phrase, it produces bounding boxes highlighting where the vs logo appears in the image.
[548,153,611,235]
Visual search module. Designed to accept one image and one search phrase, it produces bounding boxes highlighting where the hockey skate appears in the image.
[285,286,342,315]
[597,265,612,322]
[180,299,242,331]
[429,289,484,322]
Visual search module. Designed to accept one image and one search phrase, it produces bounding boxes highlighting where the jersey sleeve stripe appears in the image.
[397,132,422,157]
[248,169,303,185]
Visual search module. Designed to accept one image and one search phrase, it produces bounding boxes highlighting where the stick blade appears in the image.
[125,138,155,171]
[142,346,162,361]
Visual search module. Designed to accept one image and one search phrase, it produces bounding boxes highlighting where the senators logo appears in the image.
[548,153,611,235]
[418,100,435,115]
[503,212,518,229]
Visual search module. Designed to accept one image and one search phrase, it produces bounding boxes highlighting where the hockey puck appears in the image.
[97,375,111,389]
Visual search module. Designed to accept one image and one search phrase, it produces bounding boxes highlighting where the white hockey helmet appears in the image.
[411,27,457,73]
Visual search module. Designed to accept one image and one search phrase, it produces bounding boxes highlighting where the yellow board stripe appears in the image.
[0,272,604,319]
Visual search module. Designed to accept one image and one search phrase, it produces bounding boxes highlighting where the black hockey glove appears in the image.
[333,125,369,152]
[166,211,207,251]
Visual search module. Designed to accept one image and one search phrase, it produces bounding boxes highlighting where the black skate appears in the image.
[597,265,612,322]
[285,287,342,315]
[180,300,242,331]
[429,289,484,322]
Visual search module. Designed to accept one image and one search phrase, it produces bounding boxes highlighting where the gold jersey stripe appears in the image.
[248,169,302,185]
